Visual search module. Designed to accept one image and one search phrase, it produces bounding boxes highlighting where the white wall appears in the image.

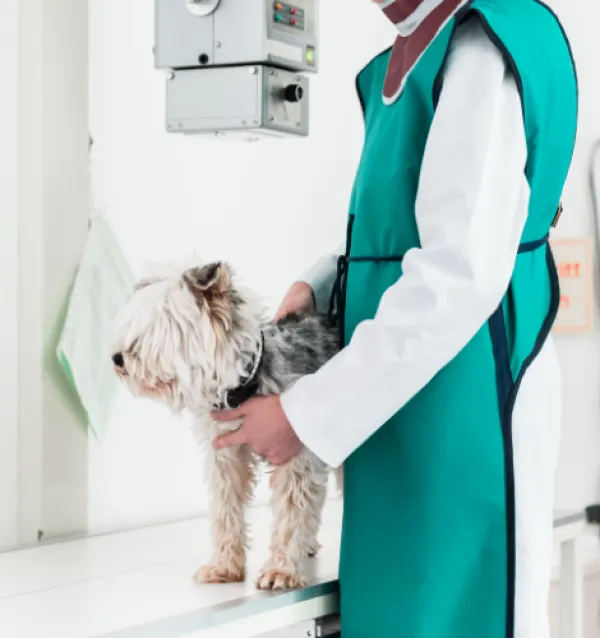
[550,0,600,511]
[0,0,20,548]
[88,0,393,531]
[88,0,600,532]
[16,0,90,543]
[0,0,90,549]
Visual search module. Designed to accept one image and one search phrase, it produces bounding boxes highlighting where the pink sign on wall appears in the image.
[550,238,593,334]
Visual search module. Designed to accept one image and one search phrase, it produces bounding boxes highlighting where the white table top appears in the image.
[0,500,343,638]
[0,500,592,638]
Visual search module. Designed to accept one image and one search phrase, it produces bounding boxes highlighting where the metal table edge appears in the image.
[94,577,340,638]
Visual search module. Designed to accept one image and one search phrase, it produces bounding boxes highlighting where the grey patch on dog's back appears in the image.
[257,312,339,396]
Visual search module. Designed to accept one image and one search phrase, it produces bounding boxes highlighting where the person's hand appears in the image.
[273,282,315,323]
[211,396,303,465]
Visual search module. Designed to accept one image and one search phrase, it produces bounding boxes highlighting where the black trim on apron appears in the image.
[327,215,407,346]
[487,238,560,638]
[430,8,574,635]
[329,216,554,356]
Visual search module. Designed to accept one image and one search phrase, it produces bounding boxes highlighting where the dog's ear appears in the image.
[184,263,236,336]
[184,262,231,299]
[134,278,156,292]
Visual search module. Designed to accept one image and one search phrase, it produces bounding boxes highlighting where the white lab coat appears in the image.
[280,19,562,638]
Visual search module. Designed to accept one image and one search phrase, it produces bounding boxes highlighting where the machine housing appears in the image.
[155,0,318,139]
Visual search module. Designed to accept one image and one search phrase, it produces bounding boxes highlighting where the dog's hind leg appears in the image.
[194,445,257,584]
[334,464,343,496]
[256,456,327,590]
[306,464,343,557]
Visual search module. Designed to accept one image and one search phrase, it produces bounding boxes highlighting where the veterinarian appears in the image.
[213,1,578,636]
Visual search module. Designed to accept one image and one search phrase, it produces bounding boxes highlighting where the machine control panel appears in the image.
[267,0,317,71]
[273,2,305,29]
[156,0,317,72]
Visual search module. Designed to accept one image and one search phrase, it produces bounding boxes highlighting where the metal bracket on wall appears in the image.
[316,614,341,637]
[259,619,316,638]
[257,616,339,638]
[589,141,600,263]
[586,504,600,531]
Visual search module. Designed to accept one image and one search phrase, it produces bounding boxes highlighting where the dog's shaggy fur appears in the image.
[112,261,340,589]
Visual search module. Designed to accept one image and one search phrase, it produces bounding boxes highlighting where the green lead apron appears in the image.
[335,2,577,636]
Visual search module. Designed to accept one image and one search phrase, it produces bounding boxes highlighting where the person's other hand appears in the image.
[211,396,303,465]
[273,281,315,323]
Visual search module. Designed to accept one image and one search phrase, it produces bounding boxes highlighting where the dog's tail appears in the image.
[333,465,344,496]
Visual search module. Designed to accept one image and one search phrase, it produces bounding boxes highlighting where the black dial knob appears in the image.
[283,83,304,103]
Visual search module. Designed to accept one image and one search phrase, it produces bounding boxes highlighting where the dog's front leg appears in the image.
[256,457,327,590]
[194,444,256,584]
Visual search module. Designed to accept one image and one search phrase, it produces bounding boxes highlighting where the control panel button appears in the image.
[291,7,297,13]
[275,2,282,8]
[275,13,282,21]
[290,17,297,25]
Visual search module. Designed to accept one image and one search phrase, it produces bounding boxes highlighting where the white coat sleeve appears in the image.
[279,19,530,468]
[300,241,346,313]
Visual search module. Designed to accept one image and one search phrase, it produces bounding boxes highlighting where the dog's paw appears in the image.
[194,563,246,584]
[255,568,307,590]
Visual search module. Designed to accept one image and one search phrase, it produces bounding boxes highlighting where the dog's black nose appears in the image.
[112,352,124,368]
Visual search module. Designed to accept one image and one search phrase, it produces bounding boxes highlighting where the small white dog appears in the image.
[111,262,340,589]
